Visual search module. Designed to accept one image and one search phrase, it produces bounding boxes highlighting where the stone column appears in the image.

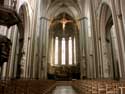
[120,0,125,33]
[79,20,83,79]
[117,16,125,79]
[74,33,77,63]
[79,19,86,79]
[42,19,46,79]
[26,4,41,78]
[38,18,44,79]
[52,37,54,66]
[48,35,51,67]
[7,27,18,79]
[44,19,49,79]
[40,18,49,79]
[25,18,33,79]
[66,37,69,65]
[26,32,31,79]
[53,37,55,66]
[13,33,19,78]
[8,26,19,79]
[32,30,39,79]
[72,36,74,65]
[83,18,91,79]
[111,0,125,79]
[59,37,62,66]
[90,0,101,79]
[48,32,53,66]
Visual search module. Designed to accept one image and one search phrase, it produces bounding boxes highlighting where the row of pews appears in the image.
[0,79,56,94]
[72,80,125,94]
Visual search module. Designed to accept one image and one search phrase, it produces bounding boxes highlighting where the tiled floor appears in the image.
[52,86,77,94]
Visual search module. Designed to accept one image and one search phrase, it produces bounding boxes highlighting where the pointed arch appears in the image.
[98,3,121,80]
[16,3,30,78]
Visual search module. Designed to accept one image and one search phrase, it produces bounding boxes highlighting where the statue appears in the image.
[0,35,11,66]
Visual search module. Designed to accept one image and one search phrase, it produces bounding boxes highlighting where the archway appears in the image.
[47,13,80,80]
[99,4,120,80]
[16,4,30,79]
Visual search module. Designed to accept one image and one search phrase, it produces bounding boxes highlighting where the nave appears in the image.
[0,0,125,94]
[52,86,77,94]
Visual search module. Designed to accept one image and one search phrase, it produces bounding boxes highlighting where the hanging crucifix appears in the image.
[50,13,74,31]
[59,13,73,31]
[59,17,73,31]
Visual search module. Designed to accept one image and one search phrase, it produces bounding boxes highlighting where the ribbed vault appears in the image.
[46,0,83,19]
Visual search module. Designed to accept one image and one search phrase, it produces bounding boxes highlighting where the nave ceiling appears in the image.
[45,0,87,19]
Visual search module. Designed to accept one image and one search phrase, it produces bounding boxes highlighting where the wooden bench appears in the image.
[0,80,56,94]
[72,80,124,94]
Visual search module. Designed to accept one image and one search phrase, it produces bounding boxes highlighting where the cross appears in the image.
[59,17,73,31]
[50,14,74,31]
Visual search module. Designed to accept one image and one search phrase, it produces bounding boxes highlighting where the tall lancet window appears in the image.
[62,38,66,65]
[74,38,76,65]
[55,37,58,65]
[69,37,72,65]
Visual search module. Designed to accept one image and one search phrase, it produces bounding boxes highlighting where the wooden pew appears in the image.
[0,80,56,94]
[119,81,125,94]
[72,80,124,94]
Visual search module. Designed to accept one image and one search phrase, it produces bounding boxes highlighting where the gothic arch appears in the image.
[16,3,30,78]
[45,0,81,19]
[98,3,120,80]
[48,12,80,80]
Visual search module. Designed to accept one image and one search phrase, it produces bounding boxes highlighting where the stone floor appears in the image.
[52,86,77,94]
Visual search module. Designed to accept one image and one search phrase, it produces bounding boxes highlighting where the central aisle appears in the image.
[52,86,77,94]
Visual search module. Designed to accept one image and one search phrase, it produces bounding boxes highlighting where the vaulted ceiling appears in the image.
[46,0,85,18]
[46,0,87,37]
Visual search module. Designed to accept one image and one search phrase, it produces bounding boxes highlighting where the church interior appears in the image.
[0,0,125,94]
